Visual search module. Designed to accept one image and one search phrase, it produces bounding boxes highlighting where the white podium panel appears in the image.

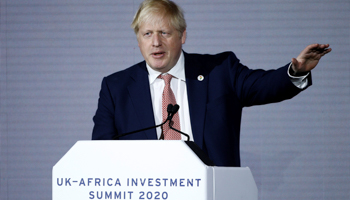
[52,140,257,200]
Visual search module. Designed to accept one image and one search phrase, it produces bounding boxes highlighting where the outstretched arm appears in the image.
[290,44,332,76]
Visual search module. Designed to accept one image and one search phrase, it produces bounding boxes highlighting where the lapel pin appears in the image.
[197,75,204,81]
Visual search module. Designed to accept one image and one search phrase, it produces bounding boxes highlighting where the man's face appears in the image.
[137,16,186,73]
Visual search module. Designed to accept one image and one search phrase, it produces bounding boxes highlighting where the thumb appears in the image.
[291,58,299,72]
[291,57,298,66]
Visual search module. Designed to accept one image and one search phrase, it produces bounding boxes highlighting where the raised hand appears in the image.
[291,44,332,75]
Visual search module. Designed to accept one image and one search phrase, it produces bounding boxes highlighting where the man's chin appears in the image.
[149,63,171,73]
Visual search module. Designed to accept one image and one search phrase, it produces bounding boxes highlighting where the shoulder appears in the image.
[184,51,240,69]
[104,61,147,83]
[185,51,238,62]
[183,51,241,76]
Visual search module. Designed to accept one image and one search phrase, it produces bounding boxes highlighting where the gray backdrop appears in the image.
[1,0,349,199]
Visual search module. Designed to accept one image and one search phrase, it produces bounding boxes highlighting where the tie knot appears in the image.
[159,74,173,85]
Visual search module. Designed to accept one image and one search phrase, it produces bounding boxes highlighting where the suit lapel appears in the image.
[127,62,157,139]
[184,52,208,149]
[126,55,209,142]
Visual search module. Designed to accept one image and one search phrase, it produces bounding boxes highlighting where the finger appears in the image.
[308,43,320,49]
[317,44,330,50]
[313,45,331,54]
[320,44,330,48]
[321,48,332,56]
[305,44,322,54]
[309,43,329,51]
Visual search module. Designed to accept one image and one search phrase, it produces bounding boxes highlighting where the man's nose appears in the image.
[152,34,162,47]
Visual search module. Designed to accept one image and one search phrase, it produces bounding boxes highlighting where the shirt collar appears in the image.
[146,51,185,84]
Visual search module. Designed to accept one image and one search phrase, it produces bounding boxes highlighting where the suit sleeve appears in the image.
[227,53,311,107]
[92,77,117,140]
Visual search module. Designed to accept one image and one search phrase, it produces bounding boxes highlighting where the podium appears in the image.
[52,140,257,200]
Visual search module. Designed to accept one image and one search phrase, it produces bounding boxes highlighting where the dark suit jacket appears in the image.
[92,51,311,166]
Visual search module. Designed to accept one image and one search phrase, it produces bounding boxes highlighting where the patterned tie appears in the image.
[159,74,181,140]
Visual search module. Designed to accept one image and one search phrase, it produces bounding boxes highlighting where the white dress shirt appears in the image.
[146,52,308,140]
[147,52,194,141]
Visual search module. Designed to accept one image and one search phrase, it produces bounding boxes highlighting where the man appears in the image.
[92,0,331,166]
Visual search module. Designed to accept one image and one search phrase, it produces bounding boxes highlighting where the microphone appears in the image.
[113,104,174,140]
[166,104,175,121]
[168,104,191,141]
[171,104,180,115]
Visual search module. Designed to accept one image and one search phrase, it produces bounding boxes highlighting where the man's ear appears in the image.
[181,30,187,44]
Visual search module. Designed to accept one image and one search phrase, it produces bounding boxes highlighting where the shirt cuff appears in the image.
[287,63,309,89]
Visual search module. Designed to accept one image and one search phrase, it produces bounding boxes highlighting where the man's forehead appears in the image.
[139,14,172,30]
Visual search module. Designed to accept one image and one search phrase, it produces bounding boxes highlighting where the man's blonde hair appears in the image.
[131,0,187,36]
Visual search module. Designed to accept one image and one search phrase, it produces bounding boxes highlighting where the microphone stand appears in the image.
[113,104,174,140]
[168,104,191,141]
